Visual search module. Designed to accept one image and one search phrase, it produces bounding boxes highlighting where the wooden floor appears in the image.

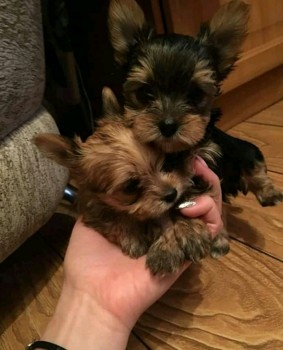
[1,100,283,350]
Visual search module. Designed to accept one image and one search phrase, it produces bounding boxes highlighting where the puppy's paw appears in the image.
[210,230,230,259]
[257,188,283,207]
[120,236,149,258]
[146,241,185,275]
[175,218,211,263]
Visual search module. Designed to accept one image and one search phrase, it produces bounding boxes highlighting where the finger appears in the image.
[180,195,223,239]
[194,157,222,213]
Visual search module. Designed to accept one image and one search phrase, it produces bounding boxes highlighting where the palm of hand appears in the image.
[63,220,187,329]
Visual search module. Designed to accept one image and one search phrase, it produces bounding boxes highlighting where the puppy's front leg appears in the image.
[118,229,150,258]
[146,218,186,275]
[173,217,212,262]
[83,214,150,258]
[242,161,283,206]
[210,228,230,258]
[174,216,230,260]
[146,217,212,275]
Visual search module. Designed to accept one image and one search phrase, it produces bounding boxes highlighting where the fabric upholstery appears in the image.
[0,107,69,262]
[0,0,45,140]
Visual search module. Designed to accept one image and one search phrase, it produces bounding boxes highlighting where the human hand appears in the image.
[180,156,224,239]
[41,157,223,350]
[62,157,223,326]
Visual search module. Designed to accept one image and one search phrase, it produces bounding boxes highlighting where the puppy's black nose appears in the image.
[159,118,178,138]
[163,188,177,203]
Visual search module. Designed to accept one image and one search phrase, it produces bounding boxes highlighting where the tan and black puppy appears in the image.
[34,88,229,275]
[108,0,283,206]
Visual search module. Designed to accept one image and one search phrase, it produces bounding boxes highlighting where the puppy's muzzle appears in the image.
[163,188,178,203]
[158,118,179,138]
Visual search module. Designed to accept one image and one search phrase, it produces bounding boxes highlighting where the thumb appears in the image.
[179,195,223,239]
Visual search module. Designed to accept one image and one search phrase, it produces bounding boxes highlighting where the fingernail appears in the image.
[196,156,208,167]
[177,201,196,209]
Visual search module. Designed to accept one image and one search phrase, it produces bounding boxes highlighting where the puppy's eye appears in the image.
[135,85,154,105]
[187,86,206,106]
[123,178,141,194]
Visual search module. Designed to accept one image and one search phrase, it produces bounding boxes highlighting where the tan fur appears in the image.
[108,0,149,65]
[242,161,283,206]
[101,86,121,115]
[127,57,153,84]
[110,0,250,153]
[33,134,82,178]
[110,0,281,210]
[125,107,210,153]
[178,114,210,148]
[200,0,250,77]
[192,60,216,90]
[34,88,229,274]
[197,140,222,166]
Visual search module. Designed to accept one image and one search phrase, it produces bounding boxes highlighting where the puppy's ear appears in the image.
[33,133,81,169]
[108,0,153,65]
[198,0,250,80]
[102,86,121,116]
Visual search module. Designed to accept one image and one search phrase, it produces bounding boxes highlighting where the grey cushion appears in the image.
[0,107,69,263]
[0,0,45,140]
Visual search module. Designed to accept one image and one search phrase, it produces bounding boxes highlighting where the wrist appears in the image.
[41,285,131,350]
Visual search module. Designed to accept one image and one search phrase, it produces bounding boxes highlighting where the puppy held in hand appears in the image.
[108,0,283,206]
[34,88,229,275]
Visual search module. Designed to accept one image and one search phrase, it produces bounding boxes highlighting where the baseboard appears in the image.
[216,64,283,131]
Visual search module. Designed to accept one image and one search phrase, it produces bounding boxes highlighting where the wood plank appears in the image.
[134,330,177,350]
[163,0,283,51]
[150,0,164,34]
[222,36,283,93]
[248,99,283,126]
[39,212,75,257]
[225,172,283,260]
[227,122,283,174]
[128,334,150,350]
[216,65,283,131]
[43,215,147,350]
[0,234,64,350]
[161,0,283,93]
[162,0,219,36]
[135,240,283,350]
[0,215,146,350]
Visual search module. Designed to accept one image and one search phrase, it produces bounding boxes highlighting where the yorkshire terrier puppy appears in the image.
[108,0,283,206]
[34,87,229,275]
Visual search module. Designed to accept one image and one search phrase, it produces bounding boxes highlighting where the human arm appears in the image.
[36,157,223,350]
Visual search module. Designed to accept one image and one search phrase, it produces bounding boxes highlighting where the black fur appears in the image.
[211,127,265,201]
[123,33,218,115]
[109,0,282,206]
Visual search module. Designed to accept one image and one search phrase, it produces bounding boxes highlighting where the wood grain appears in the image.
[1,101,283,350]
[222,36,283,93]
[39,212,75,257]
[238,0,283,51]
[163,0,283,50]
[0,215,146,350]
[128,334,149,350]
[216,65,283,131]
[150,0,164,34]
[223,106,283,259]
[220,0,283,93]
[225,172,283,260]
[248,100,283,127]
[0,234,64,350]
[135,240,283,350]
[162,0,219,36]
[161,0,283,93]
[227,122,283,174]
